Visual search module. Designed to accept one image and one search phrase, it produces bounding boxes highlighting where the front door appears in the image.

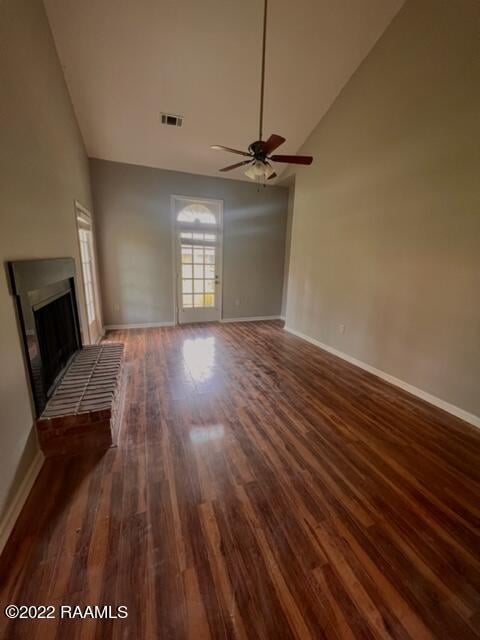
[173,197,223,324]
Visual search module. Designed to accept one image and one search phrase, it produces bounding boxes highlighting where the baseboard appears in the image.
[107,319,281,328]
[95,327,106,344]
[105,321,175,330]
[284,326,480,429]
[221,315,282,323]
[0,450,44,554]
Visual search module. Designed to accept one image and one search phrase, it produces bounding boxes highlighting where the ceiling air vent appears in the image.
[161,113,183,127]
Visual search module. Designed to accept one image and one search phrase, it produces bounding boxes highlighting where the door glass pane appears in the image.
[79,229,96,325]
[204,293,215,307]
[80,241,88,262]
[182,247,193,263]
[77,221,100,340]
[178,222,218,312]
[86,281,94,303]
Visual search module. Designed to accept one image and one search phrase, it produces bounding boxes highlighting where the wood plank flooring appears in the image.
[1,320,480,639]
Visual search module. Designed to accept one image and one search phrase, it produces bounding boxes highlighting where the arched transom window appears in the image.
[177,204,216,225]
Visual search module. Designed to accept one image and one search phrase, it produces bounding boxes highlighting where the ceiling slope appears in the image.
[45,0,404,181]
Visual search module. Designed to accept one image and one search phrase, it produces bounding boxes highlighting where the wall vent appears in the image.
[161,113,183,127]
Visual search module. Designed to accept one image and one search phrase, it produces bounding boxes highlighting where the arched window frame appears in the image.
[176,203,217,226]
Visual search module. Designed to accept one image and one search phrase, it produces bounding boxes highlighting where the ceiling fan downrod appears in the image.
[259,0,268,142]
[210,0,313,179]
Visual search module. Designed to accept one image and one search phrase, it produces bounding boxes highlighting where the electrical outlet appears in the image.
[339,324,346,334]
[235,298,240,307]
[114,303,120,312]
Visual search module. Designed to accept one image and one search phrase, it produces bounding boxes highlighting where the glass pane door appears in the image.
[79,229,96,326]
[76,209,101,343]
[181,233,216,311]
[174,198,222,324]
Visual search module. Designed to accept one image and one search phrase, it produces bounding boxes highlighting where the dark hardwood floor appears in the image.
[1,321,480,639]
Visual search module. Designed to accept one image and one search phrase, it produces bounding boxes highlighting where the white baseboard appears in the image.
[221,315,282,323]
[106,318,281,329]
[0,450,44,554]
[95,327,106,344]
[284,326,480,429]
[105,321,175,330]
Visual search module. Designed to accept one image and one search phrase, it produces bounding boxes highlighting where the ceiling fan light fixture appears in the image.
[264,162,275,179]
[244,160,274,180]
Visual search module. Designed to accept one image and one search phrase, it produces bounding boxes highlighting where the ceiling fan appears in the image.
[211,0,313,181]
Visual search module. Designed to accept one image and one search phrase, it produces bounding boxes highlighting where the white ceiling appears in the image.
[44,0,404,181]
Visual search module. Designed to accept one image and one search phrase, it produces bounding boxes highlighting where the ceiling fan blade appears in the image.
[219,160,252,172]
[270,154,313,165]
[262,134,286,155]
[267,171,277,180]
[211,145,251,157]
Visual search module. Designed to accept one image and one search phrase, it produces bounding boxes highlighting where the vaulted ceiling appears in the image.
[44,0,404,181]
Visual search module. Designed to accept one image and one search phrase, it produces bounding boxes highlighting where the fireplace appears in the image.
[8,257,124,457]
[34,290,79,397]
[7,258,82,416]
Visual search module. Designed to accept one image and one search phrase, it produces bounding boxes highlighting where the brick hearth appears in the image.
[36,343,124,456]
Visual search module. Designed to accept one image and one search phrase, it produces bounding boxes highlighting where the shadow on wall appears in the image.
[114,240,171,324]
[306,78,478,214]
[226,200,286,238]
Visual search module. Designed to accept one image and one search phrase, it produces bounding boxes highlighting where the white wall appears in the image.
[0,0,92,520]
[90,159,289,325]
[285,0,480,418]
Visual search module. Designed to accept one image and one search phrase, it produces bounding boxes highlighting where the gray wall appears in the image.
[281,178,295,319]
[0,0,92,521]
[90,159,288,325]
[286,0,480,417]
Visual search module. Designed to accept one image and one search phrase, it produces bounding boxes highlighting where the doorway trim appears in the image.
[171,195,224,324]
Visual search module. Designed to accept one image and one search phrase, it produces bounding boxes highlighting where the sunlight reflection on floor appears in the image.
[182,336,216,383]
[189,424,225,444]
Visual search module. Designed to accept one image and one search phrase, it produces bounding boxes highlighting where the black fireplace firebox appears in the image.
[34,290,79,397]
[7,258,82,416]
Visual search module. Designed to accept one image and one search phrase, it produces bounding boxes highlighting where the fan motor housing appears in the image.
[249,140,267,160]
